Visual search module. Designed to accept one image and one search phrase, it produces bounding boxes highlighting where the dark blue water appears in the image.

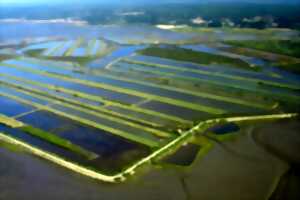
[0,94,33,117]
[140,100,214,121]
[106,105,182,130]
[0,124,83,162]
[209,123,240,135]
[0,86,49,105]
[19,107,161,143]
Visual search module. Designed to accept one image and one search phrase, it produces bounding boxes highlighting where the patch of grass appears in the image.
[137,46,260,71]
[0,139,24,152]
[0,54,16,62]
[0,114,23,128]
[24,49,46,57]
[19,125,98,160]
[42,56,94,65]
[225,40,300,58]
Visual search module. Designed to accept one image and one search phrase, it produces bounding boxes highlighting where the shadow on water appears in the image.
[208,122,240,135]
[160,143,201,166]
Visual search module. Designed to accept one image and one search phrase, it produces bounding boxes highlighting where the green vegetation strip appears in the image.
[98,69,273,110]
[3,82,169,129]
[0,91,160,147]
[0,54,16,62]
[97,42,108,56]
[86,39,96,56]
[123,58,300,90]
[225,40,300,58]
[0,114,98,160]
[0,73,191,125]
[2,63,226,115]
[7,86,172,138]
[103,67,277,105]
[0,114,24,128]
[138,46,255,70]
[19,57,75,69]
[46,42,66,56]
[116,61,300,103]
[13,57,272,109]
[1,113,295,183]
[20,125,98,160]
[65,38,83,56]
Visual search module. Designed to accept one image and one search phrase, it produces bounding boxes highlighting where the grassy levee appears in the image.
[111,63,300,103]
[225,40,300,58]
[118,61,300,103]
[96,42,108,56]
[97,69,273,110]
[100,68,278,105]
[86,39,96,56]
[24,49,45,57]
[0,114,24,128]
[5,86,172,139]
[104,65,296,106]
[47,42,67,56]
[0,54,16,62]
[0,73,192,125]
[0,91,161,148]
[19,57,75,69]
[17,57,273,110]
[55,103,172,139]
[1,63,226,115]
[0,114,98,160]
[20,125,98,160]
[137,46,256,71]
[122,58,300,91]
[2,81,171,129]
[64,38,83,56]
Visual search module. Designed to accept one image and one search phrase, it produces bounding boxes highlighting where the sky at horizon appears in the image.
[1,0,300,5]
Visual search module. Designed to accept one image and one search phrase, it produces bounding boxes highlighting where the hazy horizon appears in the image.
[1,0,300,6]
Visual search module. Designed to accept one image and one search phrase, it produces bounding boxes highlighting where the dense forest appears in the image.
[1,3,300,29]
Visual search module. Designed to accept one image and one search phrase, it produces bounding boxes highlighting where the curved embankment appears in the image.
[0,113,298,183]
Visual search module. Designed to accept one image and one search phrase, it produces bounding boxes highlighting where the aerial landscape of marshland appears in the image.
[0,0,300,199]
